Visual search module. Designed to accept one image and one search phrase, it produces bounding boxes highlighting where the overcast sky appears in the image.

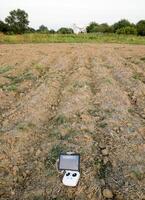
[0,0,145,30]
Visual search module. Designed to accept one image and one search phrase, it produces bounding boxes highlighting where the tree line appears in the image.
[0,9,145,36]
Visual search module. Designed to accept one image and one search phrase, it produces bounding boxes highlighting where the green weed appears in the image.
[132,72,144,82]
[1,70,36,91]
[128,108,134,113]
[0,66,11,74]
[3,83,17,91]
[44,144,66,175]
[33,196,44,200]
[132,170,144,181]
[88,108,100,117]
[140,57,145,61]
[55,115,68,125]
[99,122,108,128]
[6,71,36,83]
[1,33,145,45]
[133,73,140,80]
[105,78,112,84]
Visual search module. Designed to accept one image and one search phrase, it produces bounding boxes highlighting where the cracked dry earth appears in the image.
[0,44,145,200]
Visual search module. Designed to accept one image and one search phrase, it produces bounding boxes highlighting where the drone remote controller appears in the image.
[62,170,80,187]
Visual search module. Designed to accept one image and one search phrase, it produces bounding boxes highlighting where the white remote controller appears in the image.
[62,170,80,187]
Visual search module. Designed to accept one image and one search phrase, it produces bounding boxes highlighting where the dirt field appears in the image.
[0,44,145,200]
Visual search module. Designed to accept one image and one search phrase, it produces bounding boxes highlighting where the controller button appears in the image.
[72,173,77,177]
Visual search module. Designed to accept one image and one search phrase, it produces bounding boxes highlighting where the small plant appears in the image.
[1,70,36,92]
[128,108,134,113]
[34,64,46,74]
[132,72,145,84]
[55,115,67,125]
[132,72,142,80]
[33,196,44,200]
[104,64,114,69]
[6,71,36,83]
[140,57,145,61]
[132,170,144,181]
[99,122,108,128]
[105,78,112,84]
[0,66,11,74]
[44,144,66,175]
[3,83,17,91]
[88,108,100,117]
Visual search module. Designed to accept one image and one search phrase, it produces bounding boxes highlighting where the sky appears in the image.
[0,0,145,30]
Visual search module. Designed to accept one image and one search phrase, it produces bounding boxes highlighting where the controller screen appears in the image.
[59,154,80,171]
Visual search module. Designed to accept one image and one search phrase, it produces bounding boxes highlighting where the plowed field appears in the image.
[0,44,145,200]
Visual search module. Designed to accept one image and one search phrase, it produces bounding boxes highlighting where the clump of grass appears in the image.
[61,129,79,142]
[34,64,46,75]
[1,70,36,92]
[132,170,144,181]
[95,158,112,179]
[55,115,68,125]
[16,122,36,130]
[103,64,114,69]
[140,57,145,61]
[2,83,17,91]
[44,144,66,175]
[99,122,108,128]
[105,78,112,84]
[49,128,61,139]
[33,196,44,200]
[88,108,100,117]
[133,72,141,80]
[128,108,134,113]
[132,72,145,84]
[73,82,86,89]
[0,66,11,74]
[6,71,36,83]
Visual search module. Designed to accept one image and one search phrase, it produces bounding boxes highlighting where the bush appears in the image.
[116,26,137,35]
[113,19,131,32]
[86,22,113,33]
[49,29,55,34]
[86,22,100,33]
[37,25,49,33]
[137,20,145,36]
[57,27,74,34]
[0,20,9,33]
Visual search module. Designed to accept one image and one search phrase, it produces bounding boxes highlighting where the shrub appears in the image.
[0,20,9,33]
[137,20,145,36]
[37,25,49,33]
[86,22,113,33]
[86,22,100,33]
[116,26,137,35]
[113,19,131,32]
[57,27,74,34]
[49,29,55,34]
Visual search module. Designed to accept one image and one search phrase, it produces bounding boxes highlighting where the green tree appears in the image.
[99,23,113,33]
[49,29,55,34]
[0,20,9,33]
[5,9,29,34]
[38,25,49,33]
[116,26,137,35]
[137,20,145,36]
[86,22,100,33]
[26,27,36,33]
[113,19,131,32]
[86,22,113,33]
[57,27,74,34]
